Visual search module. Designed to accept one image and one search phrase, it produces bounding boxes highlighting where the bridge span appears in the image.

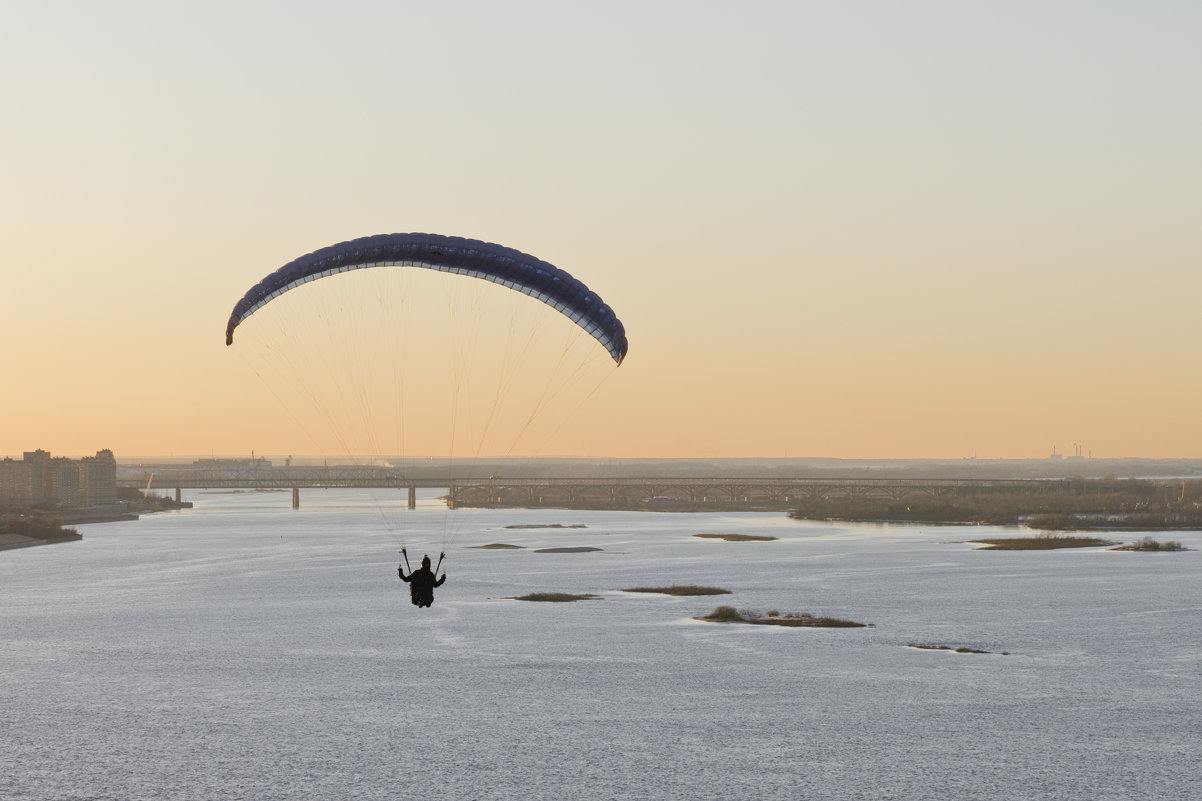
[117,466,1069,510]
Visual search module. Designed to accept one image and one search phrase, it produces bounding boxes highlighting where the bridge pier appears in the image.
[292,487,299,509]
[408,485,416,510]
[175,487,181,503]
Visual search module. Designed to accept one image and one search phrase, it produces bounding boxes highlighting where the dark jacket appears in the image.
[399,565,446,607]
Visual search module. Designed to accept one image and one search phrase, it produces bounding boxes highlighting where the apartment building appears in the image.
[0,449,117,509]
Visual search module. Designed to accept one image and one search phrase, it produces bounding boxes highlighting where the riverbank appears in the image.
[0,530,83,551]
[454,499,795,513]
[0,513,82,551]
[58,510,140,524]
[1,496,193,552]
[787,480,1202,531]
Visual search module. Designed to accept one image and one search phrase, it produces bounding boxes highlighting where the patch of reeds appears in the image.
[510,593,600,602]
[693,534,778,542]
[696,605,867,627]
[533,546,602,553]
[909,643,1000,654]
[700,605,744,622]
[622,585,731,596]
[971,535,1116,550]
[1110,536,1185,552]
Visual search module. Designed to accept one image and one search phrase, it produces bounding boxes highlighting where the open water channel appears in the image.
[2,489,1199,800]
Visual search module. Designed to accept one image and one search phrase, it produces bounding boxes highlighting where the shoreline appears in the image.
[0,501,193,553]
[454,500,795,513]
[455,501,1202,530]
[798,516,1202,531]
[0,531,84,551]
[58,511,141,525]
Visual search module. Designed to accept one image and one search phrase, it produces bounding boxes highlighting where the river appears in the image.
[2,489,1198,800]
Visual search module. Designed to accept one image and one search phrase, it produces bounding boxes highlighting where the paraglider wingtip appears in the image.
[225,333,233,346]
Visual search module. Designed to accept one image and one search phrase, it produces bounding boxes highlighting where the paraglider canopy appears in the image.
[225,233,628,364]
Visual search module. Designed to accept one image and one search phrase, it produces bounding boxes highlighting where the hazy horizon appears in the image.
[13,449,1202,468]
[4,3,1200,459]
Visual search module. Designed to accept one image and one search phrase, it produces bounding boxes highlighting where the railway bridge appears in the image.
[116,466,1069,510]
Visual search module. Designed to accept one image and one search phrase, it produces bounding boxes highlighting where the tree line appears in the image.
[788,480,1202,529]
[1,511,81,542]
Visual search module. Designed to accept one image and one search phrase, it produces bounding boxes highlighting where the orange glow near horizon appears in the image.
[3,5,1201,460]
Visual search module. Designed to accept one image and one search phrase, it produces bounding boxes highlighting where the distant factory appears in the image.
[1050,444,1090,460]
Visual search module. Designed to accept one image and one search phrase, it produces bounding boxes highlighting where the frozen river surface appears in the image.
[2,490,1200,800]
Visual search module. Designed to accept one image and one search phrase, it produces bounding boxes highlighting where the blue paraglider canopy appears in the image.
[225,233,628,364]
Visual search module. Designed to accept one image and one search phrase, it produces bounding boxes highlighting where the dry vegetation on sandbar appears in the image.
[971,534,1117,550]
[908,643,1006,654]
[510,592,600,602]
[693,534,778,542]
[622,585,731,596]
[533,546,603,553]
[1110,536,1186,552]
[696,606,867,628]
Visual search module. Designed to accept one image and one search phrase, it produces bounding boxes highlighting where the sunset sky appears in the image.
[3,2,1199,460]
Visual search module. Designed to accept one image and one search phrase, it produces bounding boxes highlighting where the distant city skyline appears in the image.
[0,448,117,508]
[3,3,1200,459]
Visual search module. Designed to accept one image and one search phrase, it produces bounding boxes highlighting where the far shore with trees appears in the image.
[789,479,1202,532]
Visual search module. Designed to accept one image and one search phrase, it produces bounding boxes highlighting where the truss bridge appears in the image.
[117,466,1068,510]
